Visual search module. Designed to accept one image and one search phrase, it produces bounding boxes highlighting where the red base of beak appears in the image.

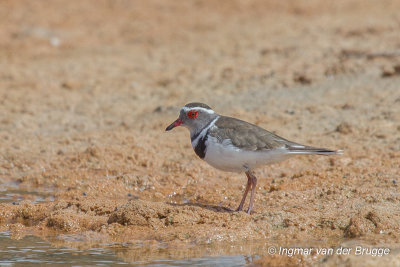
[165,119,183,131]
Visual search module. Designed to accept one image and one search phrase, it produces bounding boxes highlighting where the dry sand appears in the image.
[0,0,400,265]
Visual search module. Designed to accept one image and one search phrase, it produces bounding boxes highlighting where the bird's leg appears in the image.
[236,173,252,211]
[246,171,257,214]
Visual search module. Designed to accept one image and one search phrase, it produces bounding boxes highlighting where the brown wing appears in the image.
[210,116,299,151]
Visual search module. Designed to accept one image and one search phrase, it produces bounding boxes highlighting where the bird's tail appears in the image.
[287,145,343,155]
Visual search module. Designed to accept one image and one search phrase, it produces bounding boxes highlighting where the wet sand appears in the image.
[1,0,400,265]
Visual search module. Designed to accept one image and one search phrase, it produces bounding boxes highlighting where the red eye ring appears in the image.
[187,110,198,119]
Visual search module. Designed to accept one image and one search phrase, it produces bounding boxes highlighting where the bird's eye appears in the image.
[188,110,198,119]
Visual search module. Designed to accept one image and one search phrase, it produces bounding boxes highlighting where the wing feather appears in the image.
[210,116,291,151]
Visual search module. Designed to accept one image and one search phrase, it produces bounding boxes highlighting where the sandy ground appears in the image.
[1,0,400,265]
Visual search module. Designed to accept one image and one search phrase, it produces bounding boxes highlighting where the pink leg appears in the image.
[246,171,257,214]
[236,173,252,211]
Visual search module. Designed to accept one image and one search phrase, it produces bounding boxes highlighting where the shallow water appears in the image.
[0,183,54,204]
[0,232,128,266]
[0,232,255,266]
[0,189,53,204]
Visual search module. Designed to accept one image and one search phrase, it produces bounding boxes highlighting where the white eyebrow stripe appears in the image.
[182,107,215,114]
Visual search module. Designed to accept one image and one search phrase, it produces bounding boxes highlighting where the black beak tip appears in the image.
[165,123,174,131]
[166,119,182,132]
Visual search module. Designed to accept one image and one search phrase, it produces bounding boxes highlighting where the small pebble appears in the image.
[336,122,352,134]
[153,106,162,113]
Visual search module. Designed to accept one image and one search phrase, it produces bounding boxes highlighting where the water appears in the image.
[0,183,54,204]
[0,232,127,266]
[0,232,253,266]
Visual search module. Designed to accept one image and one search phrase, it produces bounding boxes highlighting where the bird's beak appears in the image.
[165,118,183,131]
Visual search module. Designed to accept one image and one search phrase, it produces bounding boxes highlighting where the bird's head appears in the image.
[165,102,218,136]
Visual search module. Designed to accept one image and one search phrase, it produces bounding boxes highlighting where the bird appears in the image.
[165,102,342,214]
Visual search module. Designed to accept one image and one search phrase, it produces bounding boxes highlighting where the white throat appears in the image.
[191,116,219,148]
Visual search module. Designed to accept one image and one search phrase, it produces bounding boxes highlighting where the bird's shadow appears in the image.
[167,201,236,213]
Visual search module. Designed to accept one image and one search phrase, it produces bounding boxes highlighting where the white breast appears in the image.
[203,135,291,172]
